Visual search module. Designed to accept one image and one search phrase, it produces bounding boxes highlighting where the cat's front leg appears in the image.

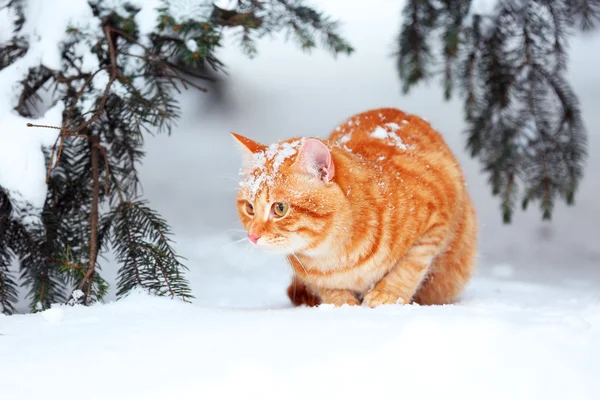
[362,224,447,308]
[287,276,322,307]
[316,288,360,307]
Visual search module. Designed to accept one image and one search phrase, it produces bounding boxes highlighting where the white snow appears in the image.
[337,132,352,144]
[370,125,389,139]
[239,139,305,200]
[185,39,198,52]
[1,236,599,399]
[96,0,163,38]
[162,0,212,24]
[464,0,500,37]
[40,306,64,325]
[370,125,410,150]
[469,0,499,17]
[0,6,15,42]
[71,289,85,301]
[0,103,65,210]
[268,140,302,172]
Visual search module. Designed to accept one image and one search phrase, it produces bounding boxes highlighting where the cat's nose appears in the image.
[248,233,261,244]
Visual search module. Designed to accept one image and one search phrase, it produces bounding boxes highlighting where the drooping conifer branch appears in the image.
[396,0,593,222]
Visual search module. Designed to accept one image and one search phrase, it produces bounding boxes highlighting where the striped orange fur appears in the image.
[233,107,477,307]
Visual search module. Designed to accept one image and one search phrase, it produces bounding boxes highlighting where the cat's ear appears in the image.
[231,132,267,154]
[231,132,267,167]
[293,138,335,183]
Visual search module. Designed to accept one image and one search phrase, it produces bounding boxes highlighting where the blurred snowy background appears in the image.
[126,0,600,298]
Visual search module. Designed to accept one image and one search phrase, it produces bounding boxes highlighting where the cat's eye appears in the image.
[272,202,289,217]
[245,201,254,216]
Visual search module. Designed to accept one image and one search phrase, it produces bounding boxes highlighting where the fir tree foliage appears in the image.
[396,0,596,223]
[110,200,191,300]
[0,188,19,315]
[0,0,352,313]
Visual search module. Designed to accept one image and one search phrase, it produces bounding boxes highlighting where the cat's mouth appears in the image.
[252,239,289,254]
[250,235,306,255]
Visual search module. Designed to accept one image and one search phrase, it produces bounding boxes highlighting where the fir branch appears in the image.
[0,257,18,315]
[439,0,472,100]
[396,0,590,222]
[396,0,440,93]
[15,66,53,117]
[12,222,69,312]
[0,36,27,71]
[111,200,192,301]
[568,0,600,31]
[0,189,18,315]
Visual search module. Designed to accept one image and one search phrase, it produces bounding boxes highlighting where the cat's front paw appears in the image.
[362,289,405,308]
[324,295,360,307]
[318,289,360,307]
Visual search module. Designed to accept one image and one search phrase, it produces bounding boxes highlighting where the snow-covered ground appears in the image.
[2,236,600,399]
[2,1,600,399]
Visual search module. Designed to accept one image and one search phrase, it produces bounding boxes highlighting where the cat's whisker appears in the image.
[222,229,248,240]
[218,173,241,183]
[223,239,251,273]
[218,175,243,191]
[291,268,297,304]
[220,236,249,251]
[285,245,308,277]
[216,235,251,274]
[223,228,247,234]
[229,236,250,243]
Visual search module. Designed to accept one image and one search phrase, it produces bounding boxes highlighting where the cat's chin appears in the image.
[255,244,292,255]
[254,236,308,255]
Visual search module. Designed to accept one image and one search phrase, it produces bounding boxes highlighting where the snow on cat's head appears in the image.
[232,133,344,254]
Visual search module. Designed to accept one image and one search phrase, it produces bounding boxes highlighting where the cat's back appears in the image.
[328,107,464,184]
[329,108,450,157]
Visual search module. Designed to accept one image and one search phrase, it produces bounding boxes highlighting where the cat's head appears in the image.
[232,133,343,254]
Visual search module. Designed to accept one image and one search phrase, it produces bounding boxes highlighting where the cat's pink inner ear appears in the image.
[231,132,267,154]
[295,139,335,182]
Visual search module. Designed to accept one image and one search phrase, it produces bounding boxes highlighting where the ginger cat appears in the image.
[233,107,477,307]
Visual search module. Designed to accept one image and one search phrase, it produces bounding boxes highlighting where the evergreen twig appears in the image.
[396,0,592,222]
